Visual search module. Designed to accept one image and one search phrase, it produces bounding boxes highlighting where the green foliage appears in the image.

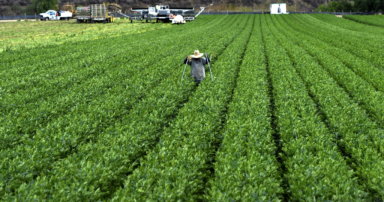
[261,14,367,200]
[354,0,384,12]
[208,16,283,201]
[113,15,255,201]
[31,0,58,13]
[272,13,384,197]
[1,14,384,201]
[343,15,384,27]
[0,19,162,53]
[316,0,354,12]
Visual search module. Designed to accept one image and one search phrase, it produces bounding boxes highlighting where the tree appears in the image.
[316,0,384,12]
[354,0,384,11]
[31,0,58,13]
[316,0,353,12]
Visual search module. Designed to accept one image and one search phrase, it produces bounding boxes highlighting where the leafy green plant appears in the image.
[1,14,383,201]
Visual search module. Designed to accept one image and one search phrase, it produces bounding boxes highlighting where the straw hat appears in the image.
[190,50,204,58]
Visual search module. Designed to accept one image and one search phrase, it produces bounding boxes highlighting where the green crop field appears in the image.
[1,14,384,201]
[343,14,384,27]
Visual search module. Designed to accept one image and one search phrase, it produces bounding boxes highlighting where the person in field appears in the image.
[183,50,210,84]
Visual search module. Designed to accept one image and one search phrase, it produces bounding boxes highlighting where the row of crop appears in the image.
[0,16,231,151]
[343,15,384,27]
[269,15,384,197]
[110,15,254,201]
[1,15,247,200]
[207,16,283,201]
[293,15,384,68]
[262,15,366,200]
[273,15,384,125]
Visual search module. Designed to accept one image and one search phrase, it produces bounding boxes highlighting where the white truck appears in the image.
[40,10,73,21]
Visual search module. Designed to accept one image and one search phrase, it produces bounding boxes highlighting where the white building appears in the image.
[270,3,288,14]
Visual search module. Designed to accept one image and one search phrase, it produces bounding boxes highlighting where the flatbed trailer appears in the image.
[76,4,114,23]
[129,5,196,23]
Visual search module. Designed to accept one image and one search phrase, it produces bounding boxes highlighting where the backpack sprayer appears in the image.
[205,53,214,81]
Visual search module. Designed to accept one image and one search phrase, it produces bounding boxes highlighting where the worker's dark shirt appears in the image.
[183,57,210,81]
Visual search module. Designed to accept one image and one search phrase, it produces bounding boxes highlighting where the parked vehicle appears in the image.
[130,5,196,23]
[40,10,73,21]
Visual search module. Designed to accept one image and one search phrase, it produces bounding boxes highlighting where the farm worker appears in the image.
[183,50,210,84]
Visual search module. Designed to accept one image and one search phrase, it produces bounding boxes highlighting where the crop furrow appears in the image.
[260,16,289,201]
[200,15,255,198]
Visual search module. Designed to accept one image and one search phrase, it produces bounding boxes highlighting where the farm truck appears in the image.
[39,10,73,21]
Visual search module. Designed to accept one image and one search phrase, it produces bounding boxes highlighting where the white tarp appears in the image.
[270,3,288,14]
[171,15,185,24]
